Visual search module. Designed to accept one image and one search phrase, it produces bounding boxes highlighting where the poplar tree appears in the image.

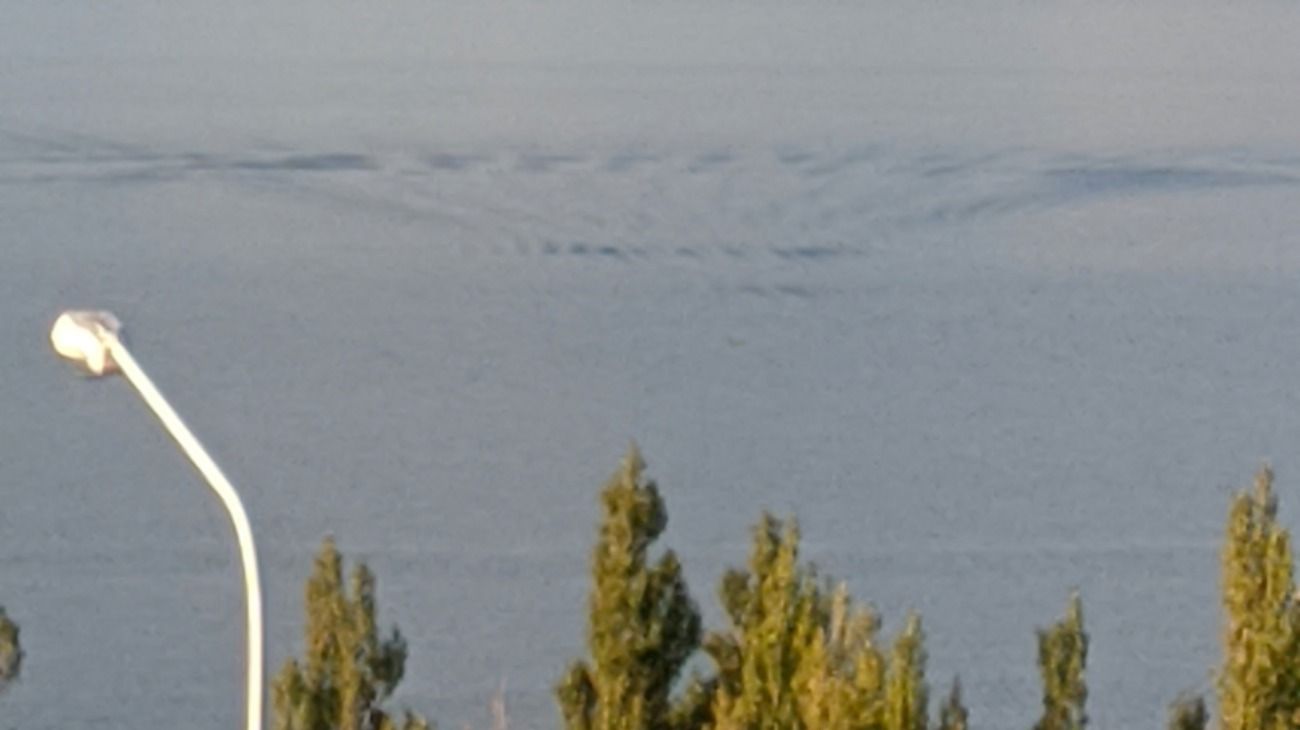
[706,515,825,730]
[556,446,702,730]
[936,680,967,730]
[273,538,428,730]
[705,513,930,730]
[788,583,889,730]
[884,614,928,730]
[1219,467,1300,730]
[1033,593,1087,730]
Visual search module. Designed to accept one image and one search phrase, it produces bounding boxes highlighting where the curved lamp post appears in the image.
[50,310,264,730]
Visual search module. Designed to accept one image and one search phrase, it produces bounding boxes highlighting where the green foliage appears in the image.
[1033,593,1087,730]
[556,446,702,730]
[1167,694,1207,730]
[273,537,428,730]
[884,614,928,730]
[703,513,929,730]
[0,607,20,694]
[936,680,967,730]
[705,514,826,729]
[1218,466,1300,730]
[551,452,1300,730]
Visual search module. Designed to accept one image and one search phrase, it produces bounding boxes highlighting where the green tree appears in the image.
[884,614,928,730]
[1033,593,1087,730]
[1218,467,1300,730]
[704,513,929,730]
[0,607,20,694]
[706,515,826,730]
[936,680,967,730]
[273,537,428,730]
[556,446,702,730]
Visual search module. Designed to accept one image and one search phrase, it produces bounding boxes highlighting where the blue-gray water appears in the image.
[5,1,1300,728]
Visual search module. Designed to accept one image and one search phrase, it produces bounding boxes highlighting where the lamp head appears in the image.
[50,310,122,376]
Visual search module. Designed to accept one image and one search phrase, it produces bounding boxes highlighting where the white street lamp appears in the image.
[50,310,264,730]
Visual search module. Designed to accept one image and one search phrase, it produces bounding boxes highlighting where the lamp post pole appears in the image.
[50,310,264,730]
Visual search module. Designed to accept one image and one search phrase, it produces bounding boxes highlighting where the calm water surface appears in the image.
[4,2,1300,728]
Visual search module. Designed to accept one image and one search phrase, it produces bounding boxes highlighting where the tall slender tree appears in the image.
[706,515,825,730]
[1219,467,1300,730]
[704,513,930,730]
[273,538,428,730]
[936,680,967,730]
[556,446,702,730]
[1033,593,1087,730]
[884,614,928,730]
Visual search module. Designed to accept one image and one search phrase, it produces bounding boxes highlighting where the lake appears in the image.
[4,1,1300,727]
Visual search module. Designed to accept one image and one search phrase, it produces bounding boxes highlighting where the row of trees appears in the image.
[267,454,1300,730]
[557,447,1089,730]
[266,448,1093,730]
[5,451,1292,730]
[554,453,1300,730]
